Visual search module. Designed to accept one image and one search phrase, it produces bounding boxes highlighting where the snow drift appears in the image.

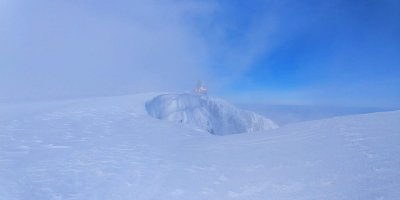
[1,93,400,199]
[145,93,278,135]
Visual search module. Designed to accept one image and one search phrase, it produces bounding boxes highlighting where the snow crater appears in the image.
[145,93,278,135]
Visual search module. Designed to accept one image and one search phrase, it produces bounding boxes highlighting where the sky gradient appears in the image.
[1,0,399,107]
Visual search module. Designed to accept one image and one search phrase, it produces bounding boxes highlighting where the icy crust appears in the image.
[145,93,278,135]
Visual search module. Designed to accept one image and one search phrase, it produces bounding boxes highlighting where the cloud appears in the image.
[0,0,214,102]
[1,0,399,107]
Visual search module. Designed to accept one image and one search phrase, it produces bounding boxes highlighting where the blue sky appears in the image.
[1,0,399,107]
[207,0,400,107]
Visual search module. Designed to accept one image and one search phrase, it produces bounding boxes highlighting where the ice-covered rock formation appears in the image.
[145,93,278,135]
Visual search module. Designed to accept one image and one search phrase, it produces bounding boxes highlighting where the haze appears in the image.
[1,0,399,108]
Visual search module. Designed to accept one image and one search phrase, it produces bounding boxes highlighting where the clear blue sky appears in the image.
[1,0,399,107]
[208,0,400,107]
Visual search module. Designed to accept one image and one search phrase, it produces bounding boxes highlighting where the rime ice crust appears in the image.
[145,93,278,135]
[1,93,400,199]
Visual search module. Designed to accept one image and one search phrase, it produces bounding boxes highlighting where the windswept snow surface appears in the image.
[1,93,400,200]
[145,93,278,135]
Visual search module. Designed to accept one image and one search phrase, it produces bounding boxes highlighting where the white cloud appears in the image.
[0,0,215,102]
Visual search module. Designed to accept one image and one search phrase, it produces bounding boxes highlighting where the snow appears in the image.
[1,93,400,199]
[145,93,278,135]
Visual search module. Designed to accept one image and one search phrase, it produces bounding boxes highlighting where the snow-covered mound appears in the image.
[145,93,278,135]
[1,93,400,199]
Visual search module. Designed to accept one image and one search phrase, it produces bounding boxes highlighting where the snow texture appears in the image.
[145,93,278,135]
[0,93,399,200]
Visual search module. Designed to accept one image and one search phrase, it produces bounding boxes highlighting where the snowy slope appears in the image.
[0,93,399,200]
[145,93,278,135]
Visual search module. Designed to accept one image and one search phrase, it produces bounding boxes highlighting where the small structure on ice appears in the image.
[194,80,208,95]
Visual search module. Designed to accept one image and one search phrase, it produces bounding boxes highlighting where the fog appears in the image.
[0,0,214,102]
[1,0,399,107]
